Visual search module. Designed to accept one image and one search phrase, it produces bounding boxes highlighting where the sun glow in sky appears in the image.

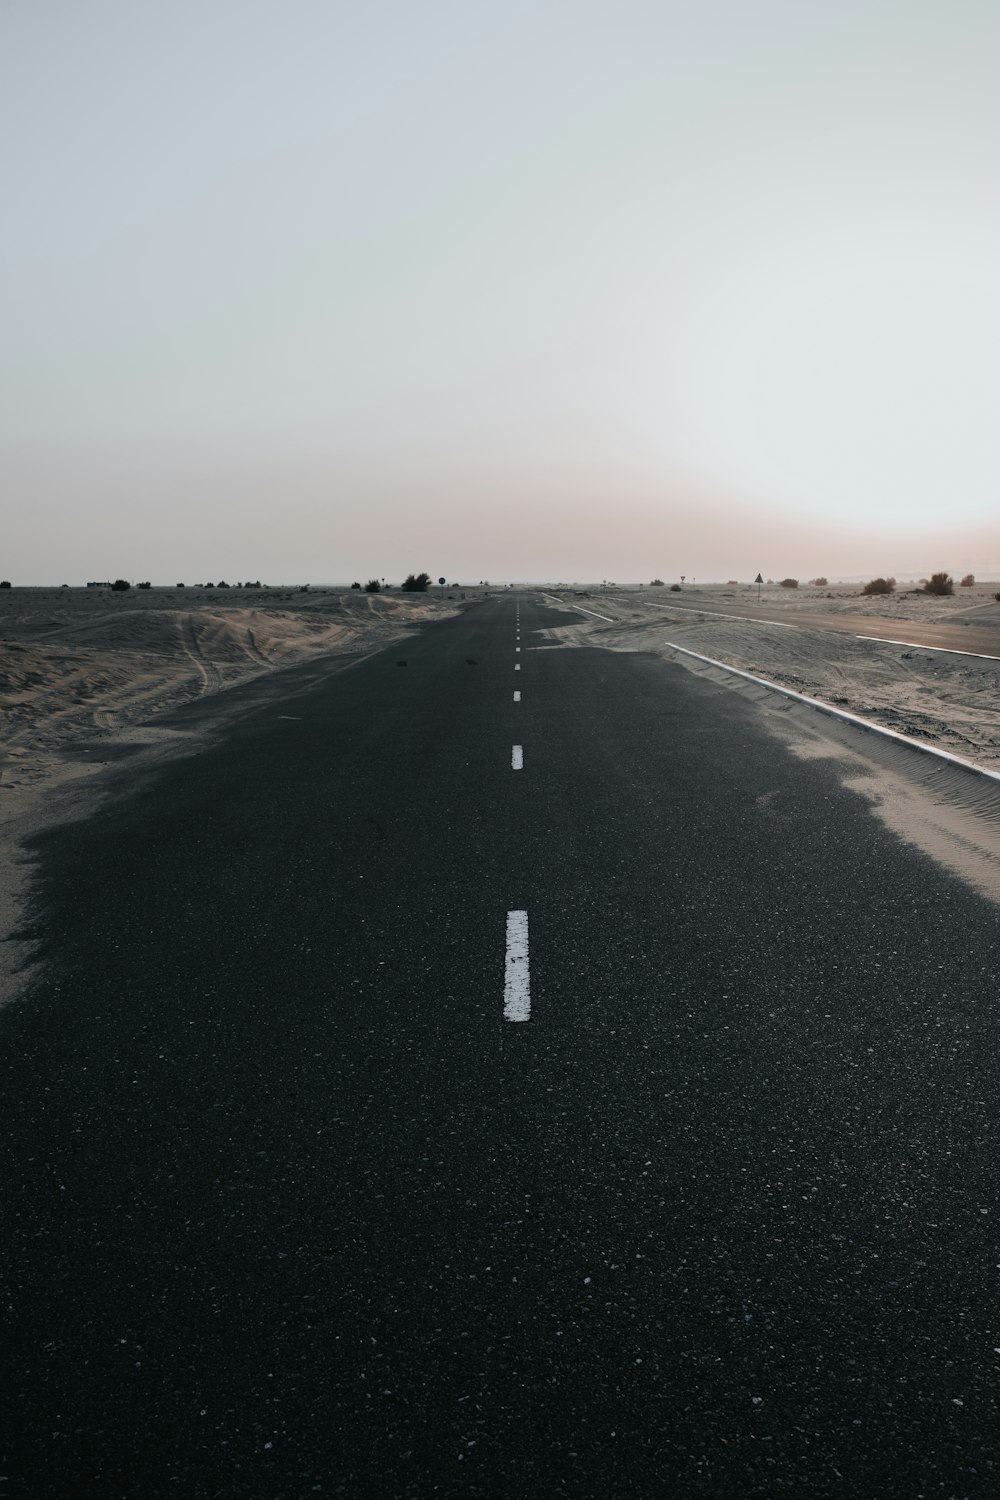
[3,0,999,582]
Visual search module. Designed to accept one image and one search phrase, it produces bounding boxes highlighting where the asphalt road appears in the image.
[4,594,1000,1498]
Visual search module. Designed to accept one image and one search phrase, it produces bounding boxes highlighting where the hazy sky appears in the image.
[3,0,999,582]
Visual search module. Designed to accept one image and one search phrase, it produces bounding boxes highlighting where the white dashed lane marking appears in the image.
[511,745,523,769]
[515,664,521,671]
[503,910,530,1022]
[857,635,1000,661]
[513,691,521,701]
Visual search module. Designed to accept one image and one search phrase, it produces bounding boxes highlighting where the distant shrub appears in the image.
[137,580,151,589]
[350,581,362,590]
[111,578,130,591]
[176,582,185,588]
[811,576,828,586]
[779,578,799,588]
[923,572,954,596]
[217,580,230,589]
[649,578,664,586]
[401,572,431,592]
[960,573,975,587]
[0,580,11,588]
[364,578,381,593]
[670,583,682,591]
[861,576,895,595]
[727,579,739,586]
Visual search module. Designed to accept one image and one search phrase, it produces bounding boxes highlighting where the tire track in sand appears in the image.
[178,615,224,693]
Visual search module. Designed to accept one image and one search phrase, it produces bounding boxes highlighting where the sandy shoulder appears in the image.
[542,584,1000,769]
[539,583,1000,907]
[0,585,460,1004]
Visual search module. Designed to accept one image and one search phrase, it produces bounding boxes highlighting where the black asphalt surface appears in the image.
[4,594,1000,1499]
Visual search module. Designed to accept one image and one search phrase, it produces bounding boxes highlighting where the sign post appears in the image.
[754,572,763,603]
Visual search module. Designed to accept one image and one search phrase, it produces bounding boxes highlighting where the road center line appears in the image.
[511,745,523,769]
[516,646,520,652]
[503,910,530,1022]
[513,690,521,701]
[643,600,798,628]
[514,663,521,671]
[856,635,1000,661]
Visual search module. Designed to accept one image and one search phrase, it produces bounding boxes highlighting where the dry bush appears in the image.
[861,576,895,595]
[670,583,682,591]
[811,576,828,586]
[960,573,975,586]
[779,578,798,588]
[923,572,954,596]
[649,578,664,586]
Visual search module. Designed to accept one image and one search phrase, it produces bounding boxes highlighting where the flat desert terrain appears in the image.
[3,578,999,999]
[543,581,1000,770]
